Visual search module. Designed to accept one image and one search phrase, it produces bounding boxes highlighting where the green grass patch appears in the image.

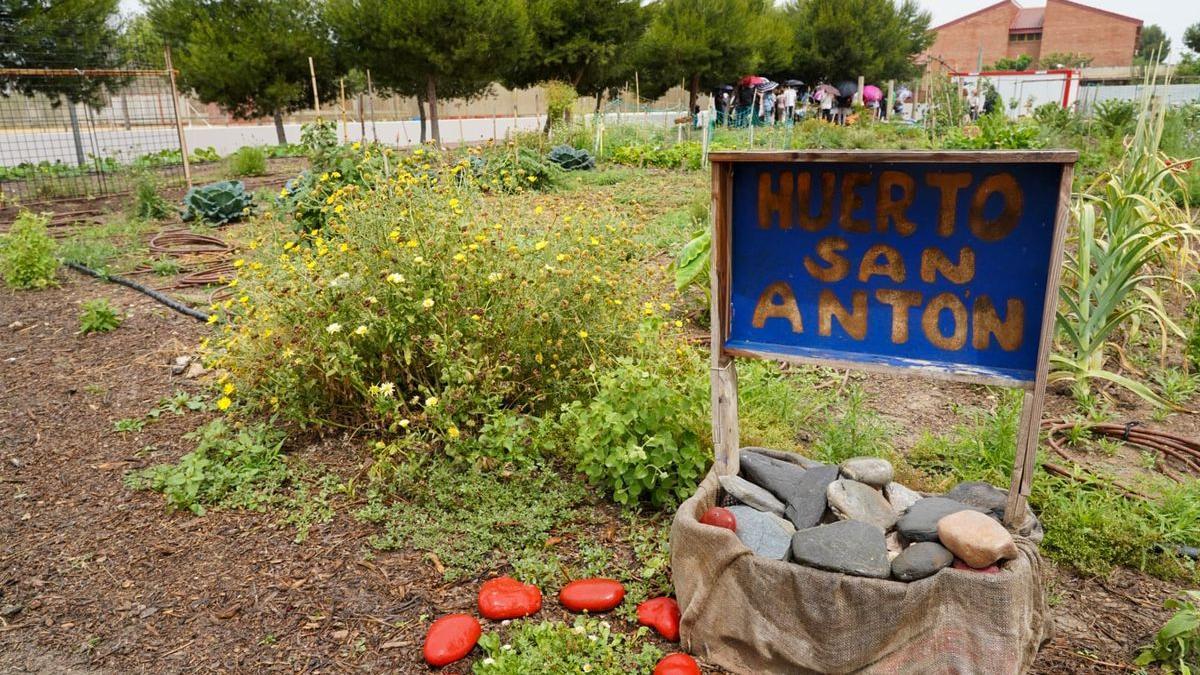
[475,616,663,674]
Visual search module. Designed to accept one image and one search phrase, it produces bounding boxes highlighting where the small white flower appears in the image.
[378,382,395,397]
[422,298,435,309]
[354,325,369,336]
[325,323,342,334]
[386,272,405,284]
[501,644,512,651]
[482,657,496,666]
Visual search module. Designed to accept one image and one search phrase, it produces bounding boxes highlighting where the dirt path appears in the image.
[0,274,1183,673]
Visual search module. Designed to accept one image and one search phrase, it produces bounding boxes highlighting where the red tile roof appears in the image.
[1010,7,1045,31]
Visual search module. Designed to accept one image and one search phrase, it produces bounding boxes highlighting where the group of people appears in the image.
[709,77,915,127]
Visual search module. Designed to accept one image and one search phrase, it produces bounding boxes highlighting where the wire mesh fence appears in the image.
[0,66,186,206]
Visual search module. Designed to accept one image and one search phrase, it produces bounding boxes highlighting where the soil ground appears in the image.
[2,164,1195,673]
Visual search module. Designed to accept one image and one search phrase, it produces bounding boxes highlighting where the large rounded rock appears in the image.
[826,479,897,530]
[945,481,1008,518]
[737,452,807,503]
[785,465,841,530]
[719,474,786,516]
[839,457,894,488]
[896,497,988,543]
[890,542,954,581]
[937,510,1019,568]
[790,520,890,578]
[728,505,794,560]
[742,447,823,469]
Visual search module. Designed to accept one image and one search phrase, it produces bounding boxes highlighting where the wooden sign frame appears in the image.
[708,149,1077,526]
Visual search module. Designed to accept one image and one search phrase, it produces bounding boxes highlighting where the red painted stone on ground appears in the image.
[637,597,681,641]
[699,506,737,531]
[558,578,625,613]
[952,558,1001,574]
[478,576,542,620]
[423,614,482,667]
[654,652,702,675]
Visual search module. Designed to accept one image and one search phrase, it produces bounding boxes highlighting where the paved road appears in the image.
[0,112,680,167]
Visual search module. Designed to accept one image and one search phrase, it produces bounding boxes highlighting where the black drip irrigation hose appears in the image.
[66,262,212,323]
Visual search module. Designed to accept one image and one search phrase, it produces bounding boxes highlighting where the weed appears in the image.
[282,472,340,543]
[475,617,663,674]
[79,299,122,334]
[0,211,58,289]
[808,387,895,466]
[150,255,180,276]
[127,419,288,515]
[1135,590,1200,673]
[151,390,207,416]
[113,418,146,433]
[229,146,268,177]
[131,172,173,220]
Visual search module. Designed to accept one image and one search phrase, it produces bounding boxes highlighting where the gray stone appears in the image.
[891,542,954,581]
[839,456,894,488]
[945,481,1009,519]
[896,497,988,543]
[826,479,897,531]
[728,505,794,560]
[738,452,808,503]
[884,482,922,516]
[743,447,823,469]
[790,520,891,578]
[170,355,192,375]
[719,474,786,516]
[784,465,841,530]
[885,532,903,561]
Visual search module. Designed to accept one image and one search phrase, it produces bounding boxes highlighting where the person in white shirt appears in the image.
[781,86,797,124]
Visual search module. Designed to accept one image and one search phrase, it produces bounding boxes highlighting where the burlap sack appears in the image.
[671,468,1052,674]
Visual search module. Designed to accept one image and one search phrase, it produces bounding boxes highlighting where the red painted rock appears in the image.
[478,576,542,620]
[952,558,1001,574]
[654,652,701,675]
[558,578,625,613]
[637,597,681,642]
[699,506,737,531]
[422,614,481,667]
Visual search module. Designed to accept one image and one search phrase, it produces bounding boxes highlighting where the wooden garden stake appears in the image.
[163,46,192,189]
[339,78,347,142]
[308,56,321,114]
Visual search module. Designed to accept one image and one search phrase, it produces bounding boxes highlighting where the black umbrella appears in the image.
[716,84,734,92]
[784,79,804,87]
[836,81,857,97]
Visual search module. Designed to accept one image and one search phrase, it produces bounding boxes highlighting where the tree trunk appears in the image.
[594,92,603,114]
[273,111,287,145]
[426,74,441,146]
[416,93,428,144]
[689,74,700,115]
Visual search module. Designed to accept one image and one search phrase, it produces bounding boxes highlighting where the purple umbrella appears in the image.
[863,85,883,102]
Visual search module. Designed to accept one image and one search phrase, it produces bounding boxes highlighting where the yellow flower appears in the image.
[578,330,588,339]
[453,253,466,262]
[534,241,548,251]
[425,396,439,407]
[422,298,435,309]
[233,259,245,268]
[354,325,369,336]
[206,314,219,324]
[223,382,236,395]
[407,240,419,248]
[447,426,461,439]
[216,396,232,411]
[534,206,544,215]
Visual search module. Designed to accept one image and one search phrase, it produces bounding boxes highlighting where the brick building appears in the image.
[926,0,1142,71]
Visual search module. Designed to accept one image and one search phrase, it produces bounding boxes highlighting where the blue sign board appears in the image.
[718,155,1071,386]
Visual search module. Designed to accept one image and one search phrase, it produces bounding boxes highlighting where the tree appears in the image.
[0,0,122,104]
[1136,24,1170,63]
[1184,22,1200,54]
[326,0,530,146]
[787,0,933,85]
[505,0,646,106]
[637,0,785,112]
[117,14,166,69]
[147,0,333,145]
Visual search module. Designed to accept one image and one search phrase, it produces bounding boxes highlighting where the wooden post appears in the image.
[887,79,895,120]
[1005,163,1074,527]
[164,46,192,189]
[308,56,321,114]
[856,75,865,107]
[339,78,347,142]
[492,99,498,141]
[709,160,739,476]
[366,69,379,143]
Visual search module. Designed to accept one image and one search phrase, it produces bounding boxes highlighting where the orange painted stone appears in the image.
[699,506,737,531]
[637,597,681,642]
[478,576,542,620]
[654,652,701,675]
[558,578,625,613]
[423,614,481,667]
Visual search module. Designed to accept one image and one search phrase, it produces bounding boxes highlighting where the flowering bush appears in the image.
[207,148,680,459]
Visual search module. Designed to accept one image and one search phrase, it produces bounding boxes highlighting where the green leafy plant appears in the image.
[128,419,288,515]
[229,146,268,177]
[547,145,595,171]
[1136,591,1200,673]
[1092,99,1136,137]
[563,355,709,508]
[543,80,578,129]
[474,617,663,674]
[150,255,180,276]
[131,173,173,220]
[672,230,710,298]
[0,211,58,289]
[79,299,122,334]
[182,180,254,225]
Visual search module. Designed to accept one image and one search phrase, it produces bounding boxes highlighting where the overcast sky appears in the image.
[118,0,1199,61]
[923,0,1197,61]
